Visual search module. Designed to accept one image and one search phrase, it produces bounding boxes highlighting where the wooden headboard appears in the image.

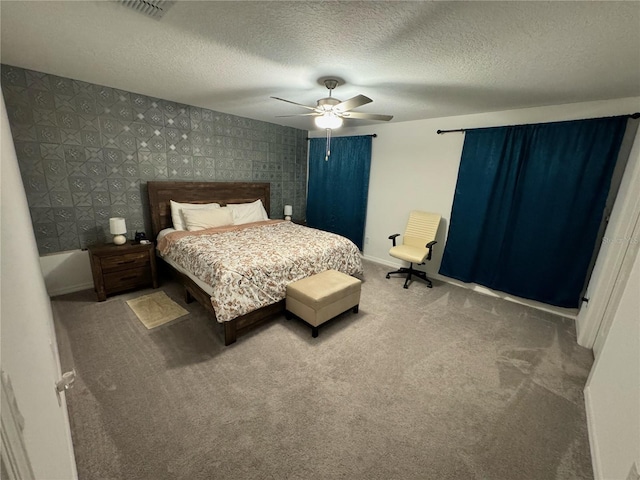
[147,181,271,237]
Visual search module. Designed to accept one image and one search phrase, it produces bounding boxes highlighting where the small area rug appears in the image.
[126,291,188,329]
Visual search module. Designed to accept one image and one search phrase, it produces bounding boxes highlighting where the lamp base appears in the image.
[113,234,127,245]
[285,216,291,221]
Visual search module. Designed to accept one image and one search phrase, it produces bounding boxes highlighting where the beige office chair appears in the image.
[386,211,441,289]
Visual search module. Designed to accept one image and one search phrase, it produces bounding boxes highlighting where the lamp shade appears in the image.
[315,114,343,129]
[284,204,292,221]
[109,217,127,235]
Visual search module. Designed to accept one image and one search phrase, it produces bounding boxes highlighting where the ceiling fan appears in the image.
[271,78,393,129]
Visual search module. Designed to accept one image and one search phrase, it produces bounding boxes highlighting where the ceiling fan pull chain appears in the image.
[325,128,331,161]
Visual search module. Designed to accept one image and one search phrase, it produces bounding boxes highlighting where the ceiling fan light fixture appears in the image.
[271,76,392,130]
[315,113,343,129]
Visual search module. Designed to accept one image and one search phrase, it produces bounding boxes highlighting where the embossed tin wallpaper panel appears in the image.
[2,65,308,255]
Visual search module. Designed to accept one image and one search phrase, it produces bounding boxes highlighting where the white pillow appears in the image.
[170,200,220,230]
[182,207,234,231]
[226,199,269,225]
[157,227,176,241]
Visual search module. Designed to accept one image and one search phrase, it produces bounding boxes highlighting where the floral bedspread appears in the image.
[157,220,363,323]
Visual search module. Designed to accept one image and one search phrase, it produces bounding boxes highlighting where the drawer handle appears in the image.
[117,260,136,265]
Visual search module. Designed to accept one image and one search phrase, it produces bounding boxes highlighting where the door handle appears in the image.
[55,370,76,405]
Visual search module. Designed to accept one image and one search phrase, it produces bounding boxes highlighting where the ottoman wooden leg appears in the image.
[353,304,359,314]
[312,326,318,338]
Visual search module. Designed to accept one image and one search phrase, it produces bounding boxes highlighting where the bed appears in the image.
[147,181,363,345]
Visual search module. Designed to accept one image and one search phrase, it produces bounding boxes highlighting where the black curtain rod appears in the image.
[306,133,377,140]
[436,112,640,135]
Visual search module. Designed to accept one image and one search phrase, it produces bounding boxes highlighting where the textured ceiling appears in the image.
[1,1,639,131]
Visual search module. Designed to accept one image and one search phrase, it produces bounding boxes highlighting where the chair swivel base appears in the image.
[386,264,433,289]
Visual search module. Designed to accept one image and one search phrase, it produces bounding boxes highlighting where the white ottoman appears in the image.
[286,269,362,338]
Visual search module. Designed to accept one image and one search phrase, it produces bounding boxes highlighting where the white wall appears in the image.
[311,96,640,315]
[40,250,93,296]
[0,93,77,478]
[320,96,639,268]
[584,244,640,480]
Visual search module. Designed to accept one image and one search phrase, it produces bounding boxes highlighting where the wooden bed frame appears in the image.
[147,181,285,346]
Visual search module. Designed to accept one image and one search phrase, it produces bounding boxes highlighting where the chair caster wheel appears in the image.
[403,285,408,289]
[427,285,433,288]
[385,274,390,279]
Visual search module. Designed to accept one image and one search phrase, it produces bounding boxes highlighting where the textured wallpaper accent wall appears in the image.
[1,65,308,255]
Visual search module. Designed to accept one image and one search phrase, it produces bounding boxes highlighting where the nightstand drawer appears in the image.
[104,266,151,291]
[89,241,158,301]
[101,251,150,272]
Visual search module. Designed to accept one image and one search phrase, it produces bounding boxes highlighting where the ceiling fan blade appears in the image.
[275,113,320,117]
[342,111,394,121]
[334,94,372,112]
[270,96,318,111]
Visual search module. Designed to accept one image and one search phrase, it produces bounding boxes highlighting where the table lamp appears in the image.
[109,217,127,245]
[284,205,292,221]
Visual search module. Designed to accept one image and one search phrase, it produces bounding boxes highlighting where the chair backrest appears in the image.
[403,211,441,248]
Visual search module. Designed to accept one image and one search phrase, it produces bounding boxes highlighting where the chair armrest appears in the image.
[425,240,437,261]
[388,233,400,247]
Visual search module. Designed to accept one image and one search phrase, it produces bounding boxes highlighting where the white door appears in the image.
[0,94,77,479]
[576,126,640,354]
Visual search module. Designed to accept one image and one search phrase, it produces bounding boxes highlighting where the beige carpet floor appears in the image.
[52,260,594,480]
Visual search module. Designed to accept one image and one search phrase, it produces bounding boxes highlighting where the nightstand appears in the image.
[88,242,158,301]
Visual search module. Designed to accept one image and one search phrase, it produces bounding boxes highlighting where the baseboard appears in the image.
[39,249,93,297]
[47,282,94,297]
[439,276,579,319]
[361,254,578,319]
[361,254,401,269]
[583,387,602,480]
